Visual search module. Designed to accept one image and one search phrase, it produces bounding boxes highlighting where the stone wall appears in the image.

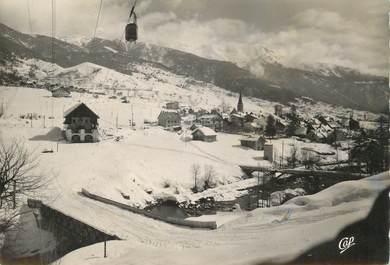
[27,199,120,263]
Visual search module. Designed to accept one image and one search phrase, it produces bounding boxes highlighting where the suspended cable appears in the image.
[51,0,56,65]
[93,0,103,39]
[26,0,33,34]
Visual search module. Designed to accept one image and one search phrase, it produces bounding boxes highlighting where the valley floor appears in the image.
[0,86,388,265]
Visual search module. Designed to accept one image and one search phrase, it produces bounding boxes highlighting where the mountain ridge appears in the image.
[0,22,388,113]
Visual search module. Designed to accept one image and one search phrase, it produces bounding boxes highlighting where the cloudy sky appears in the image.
[0,0,388,76]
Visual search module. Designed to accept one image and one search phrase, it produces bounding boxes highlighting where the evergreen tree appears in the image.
[350,124,388,174]
[286,111,299,136]
[375,115,389,171]
[265,115,276,138]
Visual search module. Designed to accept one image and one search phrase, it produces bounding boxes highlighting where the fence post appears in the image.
[104,240,107,258]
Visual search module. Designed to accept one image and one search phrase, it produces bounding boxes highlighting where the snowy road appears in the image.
[55,173,389,265]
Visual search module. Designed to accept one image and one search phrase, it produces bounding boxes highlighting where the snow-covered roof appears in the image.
[198,114,220,120]
[240,136,265,142]
[63,103,99,118]
[52,87,70,93]
[192,126,217,136]
[158,110,181,121]
[160,109,180,113]
[231,113,246,119]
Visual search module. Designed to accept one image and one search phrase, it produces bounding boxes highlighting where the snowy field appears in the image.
[0,86,386,265]
[0,86,272,207]
[0,86,349,207]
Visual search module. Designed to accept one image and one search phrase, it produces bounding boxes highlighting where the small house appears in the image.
[240,136,266,150]
[63,103,99,143]
[192,127,217,142]
[196,114,223,131]
[230,113,246,128]
[274,104,283,117]
[294,125,307,137]
[182,114,196,126]
[244,112,258,123]
[189,124,200,131]
[275,118,287,134]
[158,110,181,128]
[349,118,360,131]
[52,88,71,98]
[165,101,180,110]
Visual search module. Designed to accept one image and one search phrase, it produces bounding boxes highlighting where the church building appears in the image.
[237,90,244,113]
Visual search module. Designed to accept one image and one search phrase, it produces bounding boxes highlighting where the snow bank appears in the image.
[58,172,389,265]
[286,177,385,210]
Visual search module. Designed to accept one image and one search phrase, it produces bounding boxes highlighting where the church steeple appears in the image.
[237,90,243,112]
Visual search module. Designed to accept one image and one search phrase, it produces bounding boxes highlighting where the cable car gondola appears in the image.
[125,1,138,42]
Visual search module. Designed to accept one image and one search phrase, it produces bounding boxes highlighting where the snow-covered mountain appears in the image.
[0,22,388,113]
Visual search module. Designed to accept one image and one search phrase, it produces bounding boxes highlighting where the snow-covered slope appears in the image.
[10,58,280,114]
[1,22,387,113]
[58,172,389,265]
[0,85,387,264]
[0,81,373,209]
[0,86,276,208]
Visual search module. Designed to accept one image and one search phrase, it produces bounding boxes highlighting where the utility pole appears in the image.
[194,174,197,192]
[334,128,339,163]
[281,141,284,168]
[51,98,54,127]
[131,104,134,129]
[0,99,4,117]
[257,169,260,208]
[43,115,46,128]
[104,240,107,258]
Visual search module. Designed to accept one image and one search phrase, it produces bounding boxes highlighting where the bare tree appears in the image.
[191,164,201,193]
[0,140,46,232]
[203,165,217,190]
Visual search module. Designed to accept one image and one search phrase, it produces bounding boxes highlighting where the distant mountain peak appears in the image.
[0,22,388,113]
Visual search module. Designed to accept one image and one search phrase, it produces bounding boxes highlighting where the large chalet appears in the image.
[63,103,99,143]
[157,110,181,128]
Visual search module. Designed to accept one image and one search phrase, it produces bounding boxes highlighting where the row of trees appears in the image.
[191,164,218,193]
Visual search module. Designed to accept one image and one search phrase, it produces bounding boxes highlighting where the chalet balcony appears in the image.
[65,128,99,143]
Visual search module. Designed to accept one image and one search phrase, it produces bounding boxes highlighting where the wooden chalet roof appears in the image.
[63,103,99,119]
[158,110,181,120]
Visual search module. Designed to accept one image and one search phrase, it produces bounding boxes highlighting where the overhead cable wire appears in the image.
[93,0,103,39]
